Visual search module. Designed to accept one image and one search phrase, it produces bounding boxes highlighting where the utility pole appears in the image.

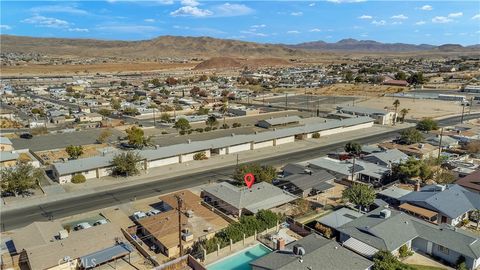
[153,107,156,127]
[437,128,443,160]
[461,104,465,123]
[469,97,473,114]
[174,194,184,257]
[285,93,288,110]
[236,154,239,167]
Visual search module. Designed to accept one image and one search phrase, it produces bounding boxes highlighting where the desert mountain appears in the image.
[289,38,475,52]
[1,35,478,59]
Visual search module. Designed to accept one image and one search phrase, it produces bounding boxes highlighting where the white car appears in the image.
[93,219,108,226]
[74,222,92,231]
[133,211,147,220]
[146,209,161,216]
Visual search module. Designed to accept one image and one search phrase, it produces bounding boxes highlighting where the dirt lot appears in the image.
[35,143,108,164]
[1,62,196,76]
[356,96,480,120]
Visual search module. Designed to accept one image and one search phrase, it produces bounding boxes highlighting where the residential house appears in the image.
[456,170,480,194]
[377,186,412,206]
[201,182,297,217]
[250,234,373,270]
[316,207,364,234]
[338,207,480,270]
[256,116,302,129]
[11,221,133,270]
[333,106,397,125]
[425,135,459,149]
[77,113,103,123]
[278,170,336,197]
[137,190,229,258]
[379,142,440,160]
[399,184,480,226]
[362,149,409,167]
[0,151,19,168]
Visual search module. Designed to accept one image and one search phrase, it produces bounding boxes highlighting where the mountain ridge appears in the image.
[1,35,478,59]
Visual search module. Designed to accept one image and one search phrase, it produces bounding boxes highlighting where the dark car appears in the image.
[20,133,33,139]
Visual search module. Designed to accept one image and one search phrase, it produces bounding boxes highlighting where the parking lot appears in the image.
[259,95,358,111]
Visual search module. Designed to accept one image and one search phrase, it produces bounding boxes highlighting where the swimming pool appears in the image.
[207,244,272,270]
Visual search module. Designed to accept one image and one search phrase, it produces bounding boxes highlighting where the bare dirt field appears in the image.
[270,84,407,97]
[1,62,197,76]
[356,96,480,120]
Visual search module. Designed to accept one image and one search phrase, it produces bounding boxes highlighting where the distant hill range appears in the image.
[1,35,478,59]
[288,38,479,52]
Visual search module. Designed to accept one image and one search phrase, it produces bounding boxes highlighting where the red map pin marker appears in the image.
[244,173,255,189]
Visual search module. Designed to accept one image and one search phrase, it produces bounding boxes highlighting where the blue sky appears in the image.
[1,1,479,45]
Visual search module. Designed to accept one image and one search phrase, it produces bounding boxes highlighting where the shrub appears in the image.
[193,152,208,160]
[179,130,186,135]
[161,131,168,135]
[187,129,193,134]
[314,222,333,238]
[212,127,218,130]
[232,122,242,128]
[460,219,469,227]
[398,244,413,258]
[312,132,320,139]
[71,174,86,184]
[220,124,230,129]
[195,128,204,133]
[204,127,212,132]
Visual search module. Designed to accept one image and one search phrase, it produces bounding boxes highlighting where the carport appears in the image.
[80,242,134,269]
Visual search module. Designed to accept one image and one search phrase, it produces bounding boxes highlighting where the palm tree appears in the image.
[399,108,410,123]
[220,101,228,125]
[344,142,362,181]
[393,99,400,125]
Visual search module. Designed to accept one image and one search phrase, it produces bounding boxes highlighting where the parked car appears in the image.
[20,133,33,139]
[133,211,147,221]
[146,209,161,216]
[93,219,108,226]
[74,222,92,231]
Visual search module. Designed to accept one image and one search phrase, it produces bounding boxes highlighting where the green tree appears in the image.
[120,81,127,87]
[434,169,455,184]
[198,106,210,115]
[407,72,425,85]
[393,157,423,180]
[398,244,413,258]
[125,126,150,148]
[400,128,424,144]
[205,115,218,128]
[344,142,362,180]
[393,99,400,125]
[233,163,277,185]
[97,108,112,117]
[97,129,112,144]
[342,184,375,211]
[344,70,354,83]
[65,145,84,160]
[193,152,208,160]
[394,71,407,80]
[151,78,161,87]
[160,113,170,123]
[174,118,191,131]
[0,163,42,196]
[111,152,142,177]
[416,118,439,132]
[111,98,121,110]
[373,251,414,270]
[399,108,410,123]
[123,107,139,116]
[71,174,86,184]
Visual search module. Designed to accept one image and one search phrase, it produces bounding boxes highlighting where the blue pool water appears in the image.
[207,244,272,270]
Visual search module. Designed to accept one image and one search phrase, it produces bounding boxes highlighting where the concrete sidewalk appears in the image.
[1,124,408,212]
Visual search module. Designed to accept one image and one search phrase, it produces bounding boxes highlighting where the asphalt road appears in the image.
[1,113,479,231]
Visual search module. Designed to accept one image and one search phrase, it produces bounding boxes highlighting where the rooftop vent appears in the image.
[293,244,306,256]
[380,209,391,219]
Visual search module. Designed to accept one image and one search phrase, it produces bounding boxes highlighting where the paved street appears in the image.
[1,113,478,231]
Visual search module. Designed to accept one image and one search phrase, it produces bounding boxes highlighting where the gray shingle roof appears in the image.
[53,117,374,175]
[0,151,19,162]
[362,149,409,166]
[201,182,297,213]
[338,207,480,259]
[399,184,480,219]
[378,186,412,200]
[283,170,336,192]
[250,234,373,270]
[317,207,364,229]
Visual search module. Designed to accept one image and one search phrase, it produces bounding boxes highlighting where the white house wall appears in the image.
[275,136,295,145]
[228,143,252,154]
[149,156,180,168]
[253,140,274,149]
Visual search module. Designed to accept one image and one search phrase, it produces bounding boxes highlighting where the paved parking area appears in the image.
[11,128,125,151]
[260,95,358,110]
